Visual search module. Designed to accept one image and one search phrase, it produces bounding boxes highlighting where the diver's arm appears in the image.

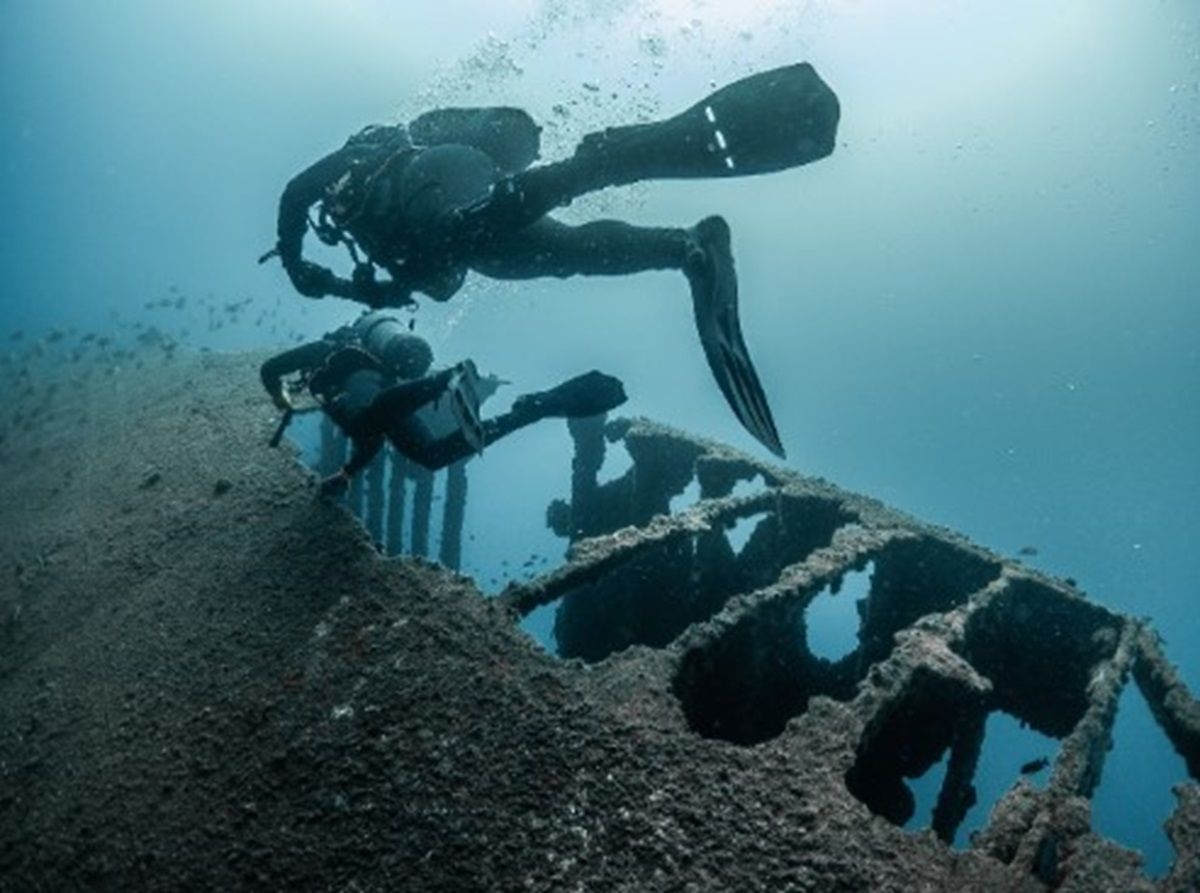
[277,148,406,303]
[276,148,357,298]
[259,340,337,408]
[319,372,454,493]
[344,433,385,478]
[276,148,418,306]
[320,432,385,497]
[347,262,418,309]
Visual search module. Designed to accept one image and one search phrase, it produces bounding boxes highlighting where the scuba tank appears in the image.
[352,312,433,380]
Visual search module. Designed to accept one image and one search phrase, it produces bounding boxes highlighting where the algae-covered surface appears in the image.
[1,350,1196,891]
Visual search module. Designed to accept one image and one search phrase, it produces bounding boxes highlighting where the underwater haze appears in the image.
[3,0,1198,876]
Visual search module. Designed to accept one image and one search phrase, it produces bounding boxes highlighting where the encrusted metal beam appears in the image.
[439,460,468,571]
[385,449,407,557]
[499,487,780,617]
[670,524,907,654]
[1134,627,1200,780]
[410,465,434,558]
[364,451,386,546]
[1048,618,1140,800]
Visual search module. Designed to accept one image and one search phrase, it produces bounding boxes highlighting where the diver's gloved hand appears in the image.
[287,260,336,298]
[269,387,294,412]
[513,371,627,420]
[319,469,350,499]
[345,264,412,309]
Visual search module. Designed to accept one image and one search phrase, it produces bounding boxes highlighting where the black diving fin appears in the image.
[446,360,485,455]
[452,65,839,241]
[574,62,840,186]
[687,216,785,458]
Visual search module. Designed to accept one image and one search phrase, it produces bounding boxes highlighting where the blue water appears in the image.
[3,0,1197,876]
[906,711,1057,847]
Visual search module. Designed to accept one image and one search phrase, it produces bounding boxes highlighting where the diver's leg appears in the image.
[477,215,784,457]
[360,369,454,433]
[477,216,784,458]
[453,63,840,235]
[400,371,627,471]
[451,147,673,236]
[471,217,692,280]
[469,158,604,231]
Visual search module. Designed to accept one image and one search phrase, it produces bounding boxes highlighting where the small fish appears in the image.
[1018,545,1039,557]
[1020,757,1049,775]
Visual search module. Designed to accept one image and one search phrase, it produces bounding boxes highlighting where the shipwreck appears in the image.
[0,351,1196,891]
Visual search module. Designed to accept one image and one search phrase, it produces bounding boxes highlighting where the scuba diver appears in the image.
[260,311,627,496]
[263,63,840,458]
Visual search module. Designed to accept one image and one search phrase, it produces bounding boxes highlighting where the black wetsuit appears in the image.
[263,337,496,476]
[261,318,626,481]
[274,63,841,308]
[270,66,840,456]
[275,124,692,306]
